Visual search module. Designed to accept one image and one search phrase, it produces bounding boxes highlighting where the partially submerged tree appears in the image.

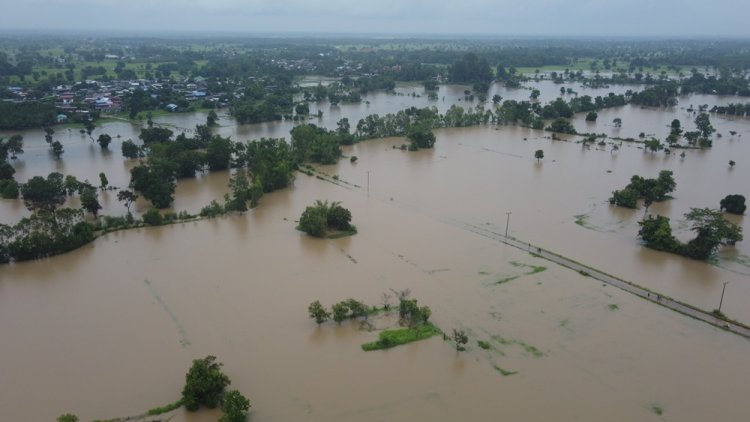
[406,124,436,150]
[610,171,675,209]
[720,194,746,215]
[452,329,469,351]
[683,208,742,260]
[638,208,742,260]
[79,186,102,217]
[121,139,141,159]
[534,149,544,162]
[117,189,138,216]
[21,172,66,213]
[297,200,355,237]
[51,140,64,159]
[96,134,112,149]
[182,356,231,412]
[308,300,331,324]
[220,390,250,422]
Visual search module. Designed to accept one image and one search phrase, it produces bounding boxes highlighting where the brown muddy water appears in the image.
[1,83,750,421]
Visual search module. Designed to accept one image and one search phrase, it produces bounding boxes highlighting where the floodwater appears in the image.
[1,81,750,421]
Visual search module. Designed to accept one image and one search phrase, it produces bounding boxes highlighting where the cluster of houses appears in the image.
[3,77,220,121]
[270,58,317,72]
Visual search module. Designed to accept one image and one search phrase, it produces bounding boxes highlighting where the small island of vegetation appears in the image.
[297,200,356,238]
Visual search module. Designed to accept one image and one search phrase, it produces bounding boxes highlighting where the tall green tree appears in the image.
[206,136,233,171]
[720,194,746,215]
[182,356,231,412]
[80,187,102,217]
[21,172,66,213]
[534,149,544,162]
[683,208,743,259]
[96,134,112,149]
[406,125,436,150]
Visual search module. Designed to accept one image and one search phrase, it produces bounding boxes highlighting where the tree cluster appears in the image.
[0,101,56,129]
[449,53,492,84]
[610,170,676,209]
[639,208,742,260]
[308,298,371,325]
[182,355,250,422]
[0,134,24,198]
[297,200,355,238]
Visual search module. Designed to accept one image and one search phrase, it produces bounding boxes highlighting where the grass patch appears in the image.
[492,335,513,346]
[495,262,547,284]
[608,304,619,311]
[559,318,570,327]
[516,341,545,357]
[477,340,491,350]
[361,323,442,351]
[574,214,588,227]
[492,335,544,357]
[493,364,518,376]
[327,228,358,239]
[147,400,183,415]
[650,404,664,416]
[496,275,520,284]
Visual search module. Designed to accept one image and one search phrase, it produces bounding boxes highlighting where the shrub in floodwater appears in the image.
[142,207,163,226]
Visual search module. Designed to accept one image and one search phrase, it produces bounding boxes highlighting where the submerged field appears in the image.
[1,80,749,421]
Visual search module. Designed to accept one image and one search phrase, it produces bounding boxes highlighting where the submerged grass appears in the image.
[493,364,518,376]
[361,323,442,351]
[477,340,491,350]
[147,400,183,415]
[650,403,664,416]
[608,304,620,311]
[492,335,545,357]
[516,341,545,357]
[495,261,547,284]
[327,228,358,239]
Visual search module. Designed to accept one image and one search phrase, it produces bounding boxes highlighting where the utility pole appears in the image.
[718,281,729,313]
[367,171,370,195]
[505,211,512,237]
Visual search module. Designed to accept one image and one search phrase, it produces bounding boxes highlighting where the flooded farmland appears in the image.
[1,81,749,421]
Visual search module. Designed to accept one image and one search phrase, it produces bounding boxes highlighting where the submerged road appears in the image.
[460,222,750,340]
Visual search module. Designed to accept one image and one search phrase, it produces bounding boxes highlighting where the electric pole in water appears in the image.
[718,281,729,313]
[505,211,512,237]
[367,171,370,195]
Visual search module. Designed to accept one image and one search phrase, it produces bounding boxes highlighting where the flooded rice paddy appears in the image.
[1,81,749,421]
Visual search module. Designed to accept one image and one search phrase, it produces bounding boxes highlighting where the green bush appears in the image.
[200,200,225,218]
[142,207,164,226]
[220,390,251,422]
[297,200,355,238]
[0,179,19,198]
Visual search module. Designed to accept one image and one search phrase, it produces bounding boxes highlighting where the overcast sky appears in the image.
[1,0,749,38]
